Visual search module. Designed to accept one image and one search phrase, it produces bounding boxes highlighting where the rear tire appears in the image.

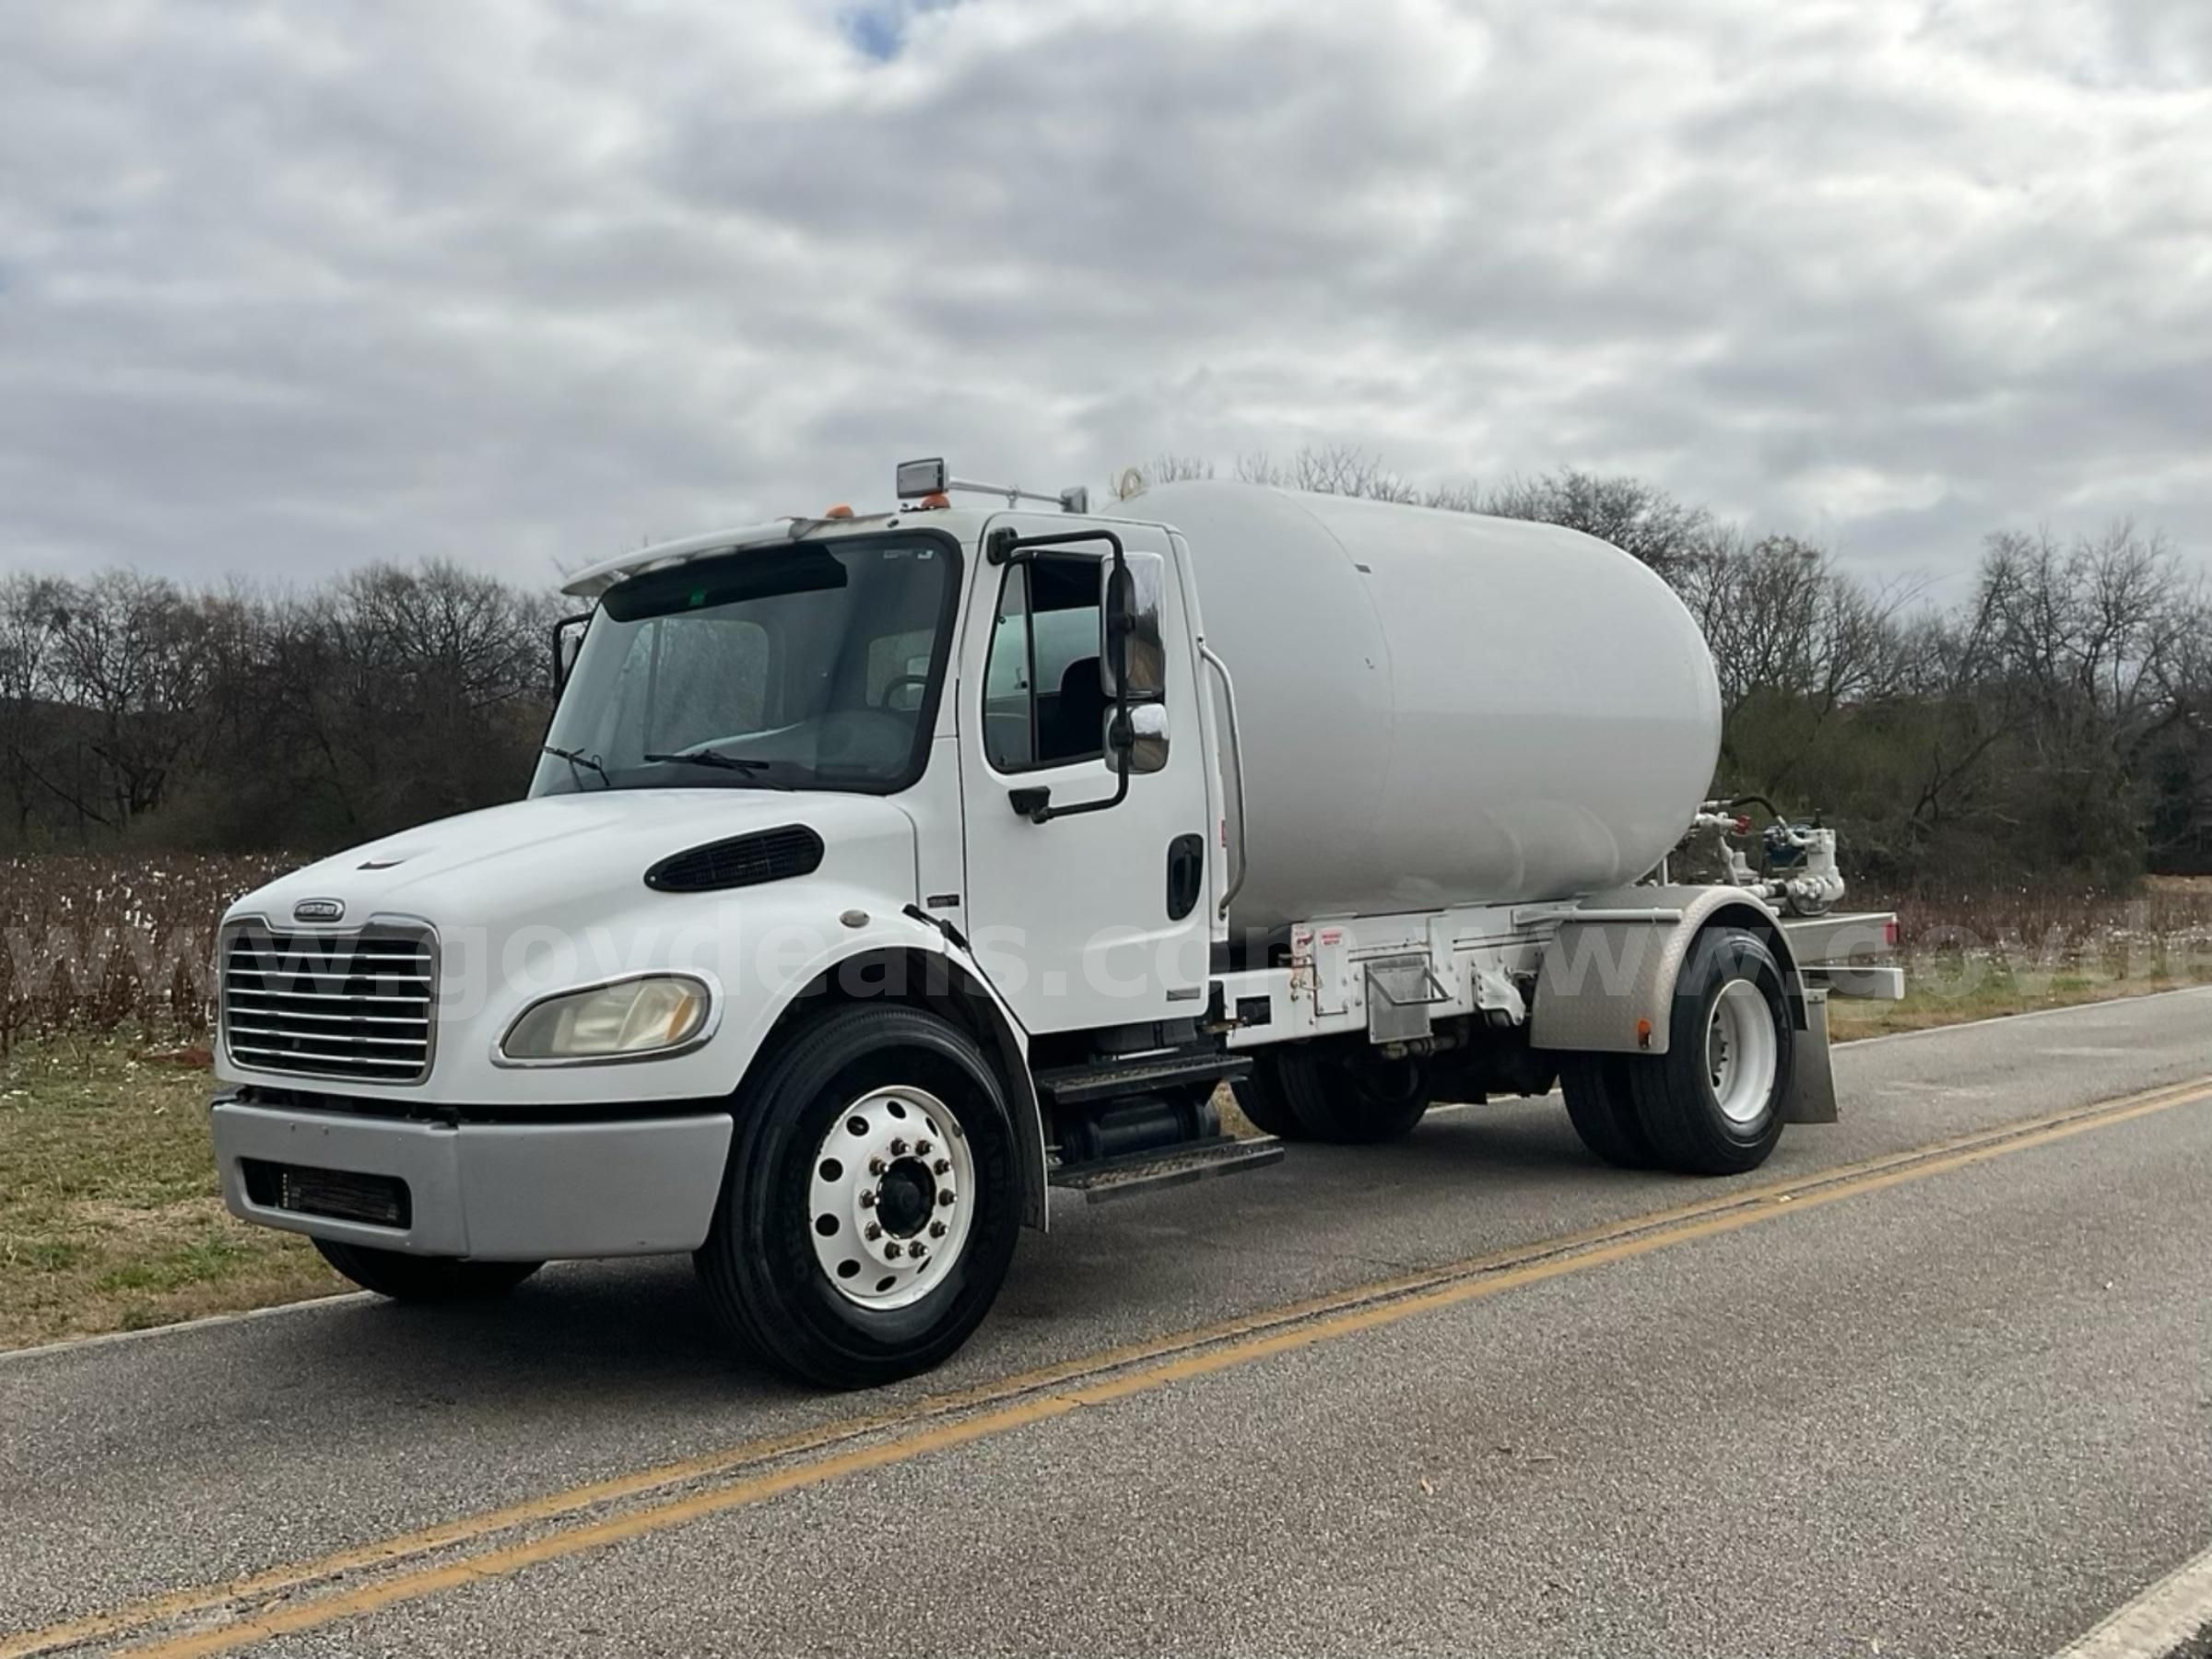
[695,1004,1020,1390]
[1629,925,1794,1175]
[1559,1053,1653,1169]
[1237,1047,1430,1145]
[1228,1065,1308,1140]
[313,1240,542,1301]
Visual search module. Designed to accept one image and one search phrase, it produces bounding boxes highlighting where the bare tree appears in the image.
[1477,469,1719,584]
[1236,444,1420,503]
[38,572,213,828]
[0,574,69,839]
[1110,453,1216,500]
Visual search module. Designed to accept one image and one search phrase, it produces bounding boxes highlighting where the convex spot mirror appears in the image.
[1104,701,1170,775]
[1099,551,1167,702]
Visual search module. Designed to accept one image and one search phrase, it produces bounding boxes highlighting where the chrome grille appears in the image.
[221,924,434,1083]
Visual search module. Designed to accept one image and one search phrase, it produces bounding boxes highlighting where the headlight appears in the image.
[500,974,713,1062]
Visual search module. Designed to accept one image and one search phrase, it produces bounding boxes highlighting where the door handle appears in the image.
[1166,832,1204,920]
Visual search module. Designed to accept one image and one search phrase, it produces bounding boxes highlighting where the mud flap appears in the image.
[1783,985,1838,1124]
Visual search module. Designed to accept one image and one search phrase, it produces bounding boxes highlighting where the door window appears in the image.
[982,554,1105,771]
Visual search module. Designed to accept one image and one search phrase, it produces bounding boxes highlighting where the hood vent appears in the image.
[646,826,825,893]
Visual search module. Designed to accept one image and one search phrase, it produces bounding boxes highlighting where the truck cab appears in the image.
[208,461,1898,1388]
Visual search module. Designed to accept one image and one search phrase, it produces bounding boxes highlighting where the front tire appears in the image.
[1629,925,1794,1175]
[313,1240,542,1301]
[695,1004,1021,1390]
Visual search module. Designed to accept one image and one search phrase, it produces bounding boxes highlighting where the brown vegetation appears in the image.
[0,853,293,1050]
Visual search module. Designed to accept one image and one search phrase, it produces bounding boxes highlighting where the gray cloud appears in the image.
[2,0,2207,590]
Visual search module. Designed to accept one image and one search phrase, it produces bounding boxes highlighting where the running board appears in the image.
[1032,1051,1252,1107]
[1049,1135,1286,1205]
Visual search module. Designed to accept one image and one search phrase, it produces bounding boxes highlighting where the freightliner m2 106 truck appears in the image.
[209,463,1900,1387]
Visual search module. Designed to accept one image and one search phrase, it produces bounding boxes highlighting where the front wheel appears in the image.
[313,1239,542,1301]
[695,1004,1020,1390]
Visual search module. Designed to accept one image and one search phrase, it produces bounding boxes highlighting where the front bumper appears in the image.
[209,1095,734,1261]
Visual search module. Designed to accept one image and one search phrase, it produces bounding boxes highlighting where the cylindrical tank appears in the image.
[1110,481,1723,933]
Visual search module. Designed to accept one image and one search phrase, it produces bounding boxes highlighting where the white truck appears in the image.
[208,463,1900,1387]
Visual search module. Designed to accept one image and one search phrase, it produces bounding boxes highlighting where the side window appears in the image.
[981,554,1105,771]
[982,573,1030,770]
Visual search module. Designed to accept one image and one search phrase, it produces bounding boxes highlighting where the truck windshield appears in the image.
[530,534,958,797]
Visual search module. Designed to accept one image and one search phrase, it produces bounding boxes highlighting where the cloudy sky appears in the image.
[3,0,2207,593]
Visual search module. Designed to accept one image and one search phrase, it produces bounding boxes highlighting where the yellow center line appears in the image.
[10,1075,2208,1659]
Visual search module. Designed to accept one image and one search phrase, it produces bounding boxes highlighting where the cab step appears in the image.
[1048,1135,1286,1205]
[1032,1051,1251,1107]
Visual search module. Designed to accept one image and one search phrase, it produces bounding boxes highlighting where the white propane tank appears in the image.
[1110,482,1724,933]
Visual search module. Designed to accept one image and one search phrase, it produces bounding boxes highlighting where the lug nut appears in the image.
[929,1220,947,1239]
[884,1241,902,1259]
[933,1158,949,1175]
[937,1190,955,1207]
[868,1157,887,1176]
[909,1241,926,1258]
[889,1138,908,1156]
[858,1190,876,1209]
[865,1223,882,1241]
[915,1138,933,1156]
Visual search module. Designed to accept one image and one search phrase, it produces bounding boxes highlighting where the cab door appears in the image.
[956,514,1211,1034]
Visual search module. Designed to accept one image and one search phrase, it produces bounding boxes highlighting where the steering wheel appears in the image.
[875,674,929,712]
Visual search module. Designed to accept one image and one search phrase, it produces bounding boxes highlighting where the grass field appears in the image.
[0,1037,340,1348]
[1825,959,2212,1040]
[5,854,2212,1349]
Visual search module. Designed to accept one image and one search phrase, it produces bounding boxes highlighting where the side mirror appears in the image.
[1100,551,1167,702]
[1104,701,1171,775]
[551,612,591,692]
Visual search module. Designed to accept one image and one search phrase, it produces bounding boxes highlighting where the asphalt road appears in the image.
[6,989,2212,1657]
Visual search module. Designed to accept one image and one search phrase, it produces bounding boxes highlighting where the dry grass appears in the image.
[1831,875,2212,1040]
[1825,962,2212,1041]
[0,1034,341,1349]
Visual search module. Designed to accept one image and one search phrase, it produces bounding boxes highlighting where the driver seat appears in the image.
[1051,656,1106,763]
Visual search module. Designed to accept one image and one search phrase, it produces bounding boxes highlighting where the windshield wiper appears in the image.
[542,744,610,789]
[643,749,792,787]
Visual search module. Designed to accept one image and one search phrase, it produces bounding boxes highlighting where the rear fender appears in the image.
[1530,885,1810,1061]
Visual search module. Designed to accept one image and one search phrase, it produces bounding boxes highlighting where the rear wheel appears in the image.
[1236,1046,1430,1145]
[695,1004,1020,1390]
[1228,1065,1308,1140]
[313,1240,542,1301]
[1630,925,1794,1175]
[1559,1053,1653,1169]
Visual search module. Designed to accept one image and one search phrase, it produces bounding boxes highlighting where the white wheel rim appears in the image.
[1705,979,1779,1127]
[807,1086,976,1311]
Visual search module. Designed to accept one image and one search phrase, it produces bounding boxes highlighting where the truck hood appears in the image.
[228,790,921,934]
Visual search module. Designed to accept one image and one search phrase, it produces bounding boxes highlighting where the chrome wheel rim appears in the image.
[807,1086,974,1311]
[1706,979,1779,1126]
